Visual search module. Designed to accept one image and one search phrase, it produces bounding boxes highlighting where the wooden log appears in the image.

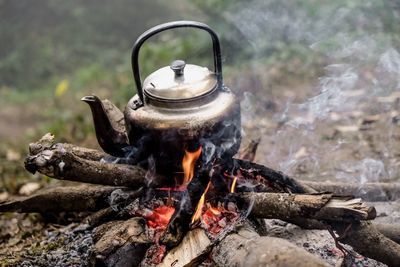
[212,224,329,267]
[285,218,400,265]
[0,185,125,213]
[24,142,161,189]
[160,162,212,248]
[332,221,400,267]
[233,159,313,194]
[159,228,212,267]
[238,137,260,162]
[91,217,151,267]
[374,223,400,244]
[241,192,376,222]
[302,181,400,201]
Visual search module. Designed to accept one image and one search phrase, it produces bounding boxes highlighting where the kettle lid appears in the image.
[142,60,218,101]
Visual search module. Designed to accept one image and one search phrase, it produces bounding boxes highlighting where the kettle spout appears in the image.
[81,95,129,157]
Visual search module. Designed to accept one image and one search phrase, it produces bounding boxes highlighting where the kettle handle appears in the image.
[131,20,223,105]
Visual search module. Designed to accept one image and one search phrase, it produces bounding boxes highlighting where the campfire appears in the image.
[1,20,400,267]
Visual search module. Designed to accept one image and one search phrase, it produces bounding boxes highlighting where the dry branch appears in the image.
[0,185,124,213]
[242,192,375,222]
[302,181,400,201]
[332,221,400,267]
[212,224,329,267]
[159,228,212,267]
[374,223,400,244]
[24,135,162,188]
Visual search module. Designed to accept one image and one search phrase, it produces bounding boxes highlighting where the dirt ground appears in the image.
[0,77,399,266]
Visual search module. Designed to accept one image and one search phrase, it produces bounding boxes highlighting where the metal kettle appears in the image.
[83,21,241,176]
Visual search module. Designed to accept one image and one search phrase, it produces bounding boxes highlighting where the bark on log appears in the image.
[286,218,400,265]
[91,217,151,267]
[243,192,376,222]
[0,185,124,212]
[25,142,159,189]
[374,223,400,244]
[238,137,260,162]
[302,181,400,201]
[332,221,400,267]
[233,159,313,193]
[212,224,329,267]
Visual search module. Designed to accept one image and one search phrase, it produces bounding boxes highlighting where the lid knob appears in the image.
[170,60,186,77]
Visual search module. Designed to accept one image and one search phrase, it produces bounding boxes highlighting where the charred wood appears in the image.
[238,137,260,162]
[233,159,313,194]
[160,163,212,248]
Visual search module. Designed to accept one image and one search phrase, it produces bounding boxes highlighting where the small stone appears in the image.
[19,182,41,196]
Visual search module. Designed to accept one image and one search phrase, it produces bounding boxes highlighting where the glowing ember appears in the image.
[230,177,237,193]
[191,182,211,224]
[201,204,239,235]
[182,147,202,185]
[142,206,175,229]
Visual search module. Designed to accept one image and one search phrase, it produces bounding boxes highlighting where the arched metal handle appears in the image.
[131,20,223,105]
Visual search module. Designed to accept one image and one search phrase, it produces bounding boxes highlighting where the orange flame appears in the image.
[182,147,202,185]
[191,182,211,224]
[230,177,237,193]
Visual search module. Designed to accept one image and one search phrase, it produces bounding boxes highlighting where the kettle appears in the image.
[82,21,241,176]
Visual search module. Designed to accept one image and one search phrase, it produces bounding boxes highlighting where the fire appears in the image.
[182,147,202,185]
[142,206,175,229]
[201,204,239,235]
[191,182,211,224]
[230,177,237,193]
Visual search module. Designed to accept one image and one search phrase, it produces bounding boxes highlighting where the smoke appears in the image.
[229,0,400,184]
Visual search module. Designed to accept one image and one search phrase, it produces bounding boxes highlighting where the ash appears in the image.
[19,225,93,267]
[264,219,387,267]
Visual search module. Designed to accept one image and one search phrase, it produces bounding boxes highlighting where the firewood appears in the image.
[24,141,161,189]
[374,223,400,244]
[160,163,212,248]
[91,217,151,267]
[332,221,400,267]
[159,228,212,267]
[212,224,329,267]
[0,185,124,213]
[83,207,118,227]
[281,218,400,265]
[302,181,400,201]
[233,159,313,193]
[240,192,376,222]
[238,137,260,161]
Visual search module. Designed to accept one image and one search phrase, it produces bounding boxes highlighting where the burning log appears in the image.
[302,181,400,201]
[243,192,376,222]
[21,135,400,266]
[212,224,329,267]
[233,159,312,193]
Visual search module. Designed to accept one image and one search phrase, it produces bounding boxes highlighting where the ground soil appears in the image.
[0,78,399,266]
